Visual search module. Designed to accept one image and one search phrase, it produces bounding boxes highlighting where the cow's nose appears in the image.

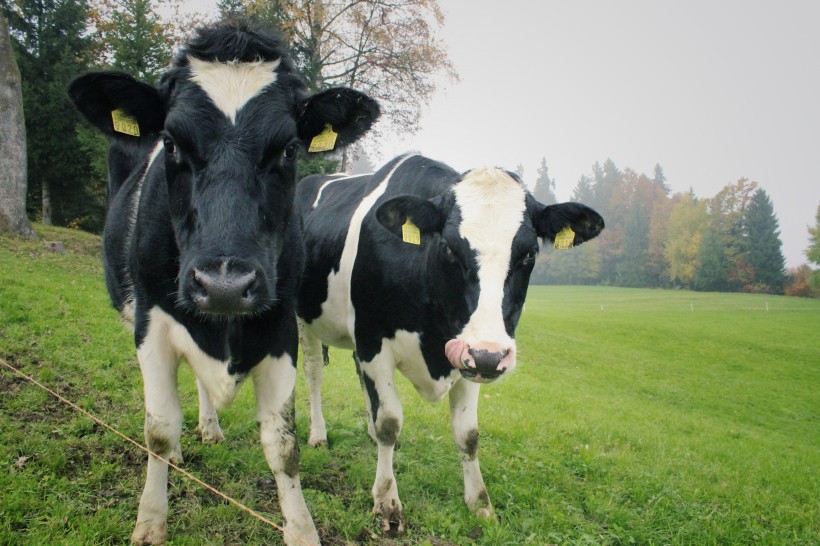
[191,267,257,315]
[466,345,511,378]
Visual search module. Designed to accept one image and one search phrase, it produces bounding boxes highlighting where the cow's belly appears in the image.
[389,330,460,402]
[309,269,356,350]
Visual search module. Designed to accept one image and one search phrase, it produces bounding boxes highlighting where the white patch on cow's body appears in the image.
[391,330,460,401]
[121,141,164,325]
[310,153,417,348]
[188,56,280,124]
[312,173,369,209]
[140,307,245,410]
[453,168,526,351]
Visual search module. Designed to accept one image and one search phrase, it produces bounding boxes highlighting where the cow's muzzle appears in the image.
[444,340,516,383]
[183,258,268,316]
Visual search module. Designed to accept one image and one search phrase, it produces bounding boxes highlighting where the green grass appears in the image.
[1,225,818,545]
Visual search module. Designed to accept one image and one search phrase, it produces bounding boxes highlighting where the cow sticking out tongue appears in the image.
[445,338,516,382]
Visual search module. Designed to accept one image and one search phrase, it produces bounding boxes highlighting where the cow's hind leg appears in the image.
[132,324,183,545]
[299,320,328,447]
[358,354,405,535]
[449,378,494,519]
[195,377,224,444]
[252,354,320,546]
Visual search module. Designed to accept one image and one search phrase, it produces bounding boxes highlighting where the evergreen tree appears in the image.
[5,0,101,229]
[616,204,650,287]
[694,227,729,291]
[743,188,786,293]
[532,157,557,204]
[806,205,820,266]
[95,0,172,85]
[652,163,670,194]
[806,205,820,293]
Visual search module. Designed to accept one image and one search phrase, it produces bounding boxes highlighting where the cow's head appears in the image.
[69,23,379,317]
[376,168,604,383]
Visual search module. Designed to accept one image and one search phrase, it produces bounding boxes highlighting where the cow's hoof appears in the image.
[197,421,225,444]
[131,520,167,545]
[374,500,405,537]
[475,505,496,520]
[308,436,328,448]
[283,521,321,546]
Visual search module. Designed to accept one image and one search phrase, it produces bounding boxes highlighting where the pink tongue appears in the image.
[444,339,465,368]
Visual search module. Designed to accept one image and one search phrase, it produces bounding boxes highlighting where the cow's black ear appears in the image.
[532,200,605,245]
[68,71,165,142]
[297,87,380,152]
[376,195,444,241]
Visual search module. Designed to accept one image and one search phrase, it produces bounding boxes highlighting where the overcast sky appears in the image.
[185,0,818,267]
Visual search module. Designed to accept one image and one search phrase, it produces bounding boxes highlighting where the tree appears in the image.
[532,157,556,205]
[806,205,820,267]
[693,227,729,291]
[219,0,457,168]
[92,0,173,84]
[665,192,708,288]
[5,0,101,229]
[0,10,35,237]
[708,178,758,291]
[743,188,785,293]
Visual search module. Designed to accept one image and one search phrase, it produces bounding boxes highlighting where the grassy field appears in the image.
[1,225,818,545]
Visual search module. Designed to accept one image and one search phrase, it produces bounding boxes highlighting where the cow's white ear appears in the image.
[297,88,380,152]
[532,201,605,245]
[375,195,444,241]
[69,71,165,142]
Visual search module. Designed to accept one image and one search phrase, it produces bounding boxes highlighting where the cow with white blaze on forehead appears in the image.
[69,23,378,545]
[295,153,604,534]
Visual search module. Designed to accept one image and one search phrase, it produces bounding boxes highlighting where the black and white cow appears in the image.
[69,23,378,545]
[295,153,604,533]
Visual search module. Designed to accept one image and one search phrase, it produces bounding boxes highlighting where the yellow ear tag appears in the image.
[554,226,575,250]
[111,109,140,137]
[402,218,421,245]
[308,124,337,152]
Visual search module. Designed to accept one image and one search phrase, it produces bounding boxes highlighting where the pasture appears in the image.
[1,225,818,545]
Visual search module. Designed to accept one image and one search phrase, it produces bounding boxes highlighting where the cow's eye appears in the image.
[283,143,297,160]
[522,248,537,265]
[163,137,176,155]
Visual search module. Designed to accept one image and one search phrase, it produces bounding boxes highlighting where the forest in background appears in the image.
[3,0,819,296]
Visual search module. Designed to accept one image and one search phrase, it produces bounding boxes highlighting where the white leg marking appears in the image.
[132,309,182,545]
[252,354,320,546]
[449,378,494,519]
[195,378,224,444]
[299,319,327,447]
[360,352,405,534]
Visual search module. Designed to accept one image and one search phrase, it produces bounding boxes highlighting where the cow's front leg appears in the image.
[298,320,327,447]
[359,355,404,535]
[449,378,494,519]
[132,326,182,545]
[252,354,320,546]
[195,378,224,444]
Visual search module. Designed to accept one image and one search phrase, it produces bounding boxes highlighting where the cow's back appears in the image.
[296,154,459,348]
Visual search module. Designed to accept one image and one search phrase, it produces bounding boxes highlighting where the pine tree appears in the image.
[806,205,820,266]
[694,228,729,291]
[532,157,557,204]
[801,205,820,294]
[743,188,786,293]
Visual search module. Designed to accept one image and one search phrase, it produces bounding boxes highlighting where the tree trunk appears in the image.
[41,181,52,225]
[0,11,35,238]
